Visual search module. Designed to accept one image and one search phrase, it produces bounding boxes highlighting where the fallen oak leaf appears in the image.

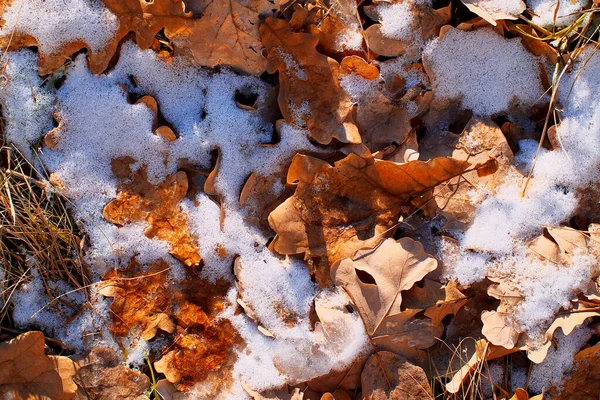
[552,342,600,399]
[260,18,360,145]
[402,279,469,326]
[363,1,450,58]
[361,351,434,400]
[331,237,444,358]
[418,116,514,231]
[307,0,364,58]
[339,56,419,153]
[269,153,479,269]
[0,331,77,400]
[332,238,438,334]
[481,310,520,349]
[73,347,149,400]
[1,0,270,75]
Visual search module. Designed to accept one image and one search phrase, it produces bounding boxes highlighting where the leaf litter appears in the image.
[1,0,600,399]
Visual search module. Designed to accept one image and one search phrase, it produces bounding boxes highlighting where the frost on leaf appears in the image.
[0,331,77,400]
[260,18,361,145]
[307,0,364,58]
[363,0,450,58]
[419,116,513,230]
[481,227,600,362]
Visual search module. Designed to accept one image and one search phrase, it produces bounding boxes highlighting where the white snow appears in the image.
[4,39,367,396]
[0,49,54,159]
[0,0,118,55]
[528,0,590,28]
[442,46,600,338]
[376,2,415,41]
[529,325,591,392]
[423,28,545,116]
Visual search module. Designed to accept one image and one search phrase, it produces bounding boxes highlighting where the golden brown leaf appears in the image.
[0,331,77,400]
[260,18,360,145]
[332,238,444,358]
[307,0,364,58]
[1,0,269,75]
[402,279,468,326]
[103,169,200,267]
[268,153,472,268]
[74,347,149,400]
[339,56,423,152]
[553,342,600,399]
[361,351,433,400]
[332,238,438,334]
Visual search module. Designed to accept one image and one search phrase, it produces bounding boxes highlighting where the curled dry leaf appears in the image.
[525,302,600,364]
[529,226,600,265]
[0,0,270,75]
[460,0,525,26]
[0,331,77,400]
[481,310,520,349]
[74,347,149,400]
[103,168,201,267]
[361,351,433,400]
[269,153,473,271]
[402,279,469,326]
[260,18,360,145]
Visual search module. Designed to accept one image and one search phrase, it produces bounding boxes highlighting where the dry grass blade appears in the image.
[0,142,91,325]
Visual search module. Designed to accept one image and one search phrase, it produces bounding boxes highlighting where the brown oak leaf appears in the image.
[419,116,513,230]
[460,0,525,26]
[361,351,434,400]
[0,331,77,400]
[364,1,450,58]
[307,0,364,59]
[1,0,269,75]
[74,347,149,400]
[268,153,473,270]
[260,18,361,145]
[332,238,442,358]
